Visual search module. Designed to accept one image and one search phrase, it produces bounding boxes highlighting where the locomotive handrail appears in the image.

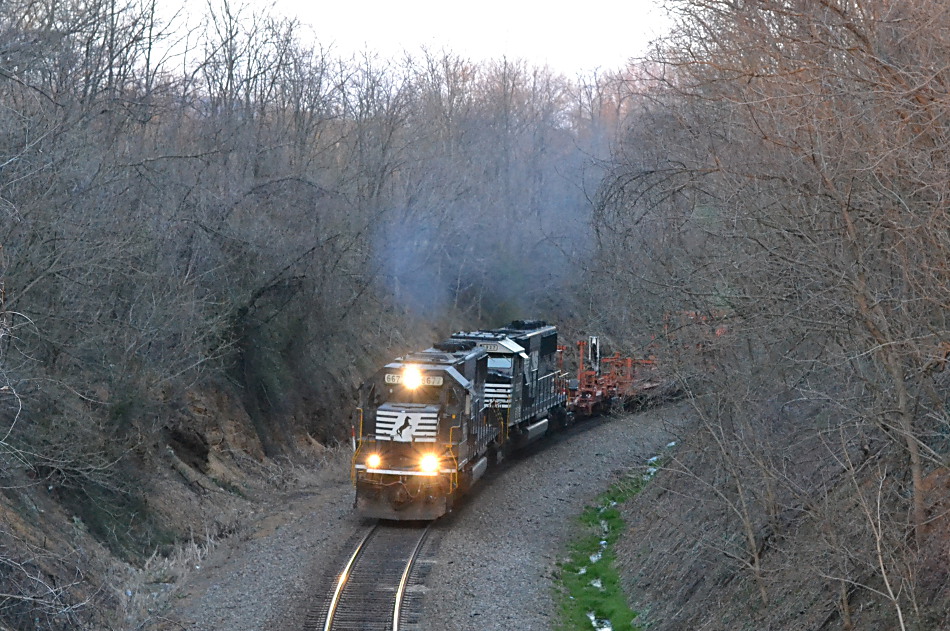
[446,424,461,491]
[350,407,364,483]
[499,406,510,444]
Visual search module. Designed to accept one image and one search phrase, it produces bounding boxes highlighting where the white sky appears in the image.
[271,0,673,75]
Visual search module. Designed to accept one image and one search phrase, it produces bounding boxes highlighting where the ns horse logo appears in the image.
[390,412,422,442]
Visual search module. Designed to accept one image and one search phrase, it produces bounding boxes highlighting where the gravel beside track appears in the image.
[144,404,688,631]
[140,455,365,631]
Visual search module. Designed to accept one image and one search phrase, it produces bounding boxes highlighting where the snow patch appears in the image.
[587,611,613,631]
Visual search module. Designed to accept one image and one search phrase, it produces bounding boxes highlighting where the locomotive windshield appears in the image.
[383,382,441,405]
[487,356,512,373]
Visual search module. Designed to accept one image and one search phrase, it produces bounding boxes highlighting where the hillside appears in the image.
[617,396,950,631]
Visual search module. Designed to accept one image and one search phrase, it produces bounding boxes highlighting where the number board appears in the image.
[385,373,444,386]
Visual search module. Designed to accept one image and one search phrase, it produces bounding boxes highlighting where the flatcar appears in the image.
[352,320,568,520]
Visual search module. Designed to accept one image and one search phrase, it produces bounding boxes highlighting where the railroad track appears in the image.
[305,522,432,631]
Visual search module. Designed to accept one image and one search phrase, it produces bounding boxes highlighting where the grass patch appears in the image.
[555,464,662,631]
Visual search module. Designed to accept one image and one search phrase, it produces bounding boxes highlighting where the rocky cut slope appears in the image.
[615,393,950,631]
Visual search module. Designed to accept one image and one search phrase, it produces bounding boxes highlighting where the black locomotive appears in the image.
[352,320,568,520]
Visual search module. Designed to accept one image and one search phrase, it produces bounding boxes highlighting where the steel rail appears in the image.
[321,522,431,631]
[323,524,377,631]
[392,524,431,631]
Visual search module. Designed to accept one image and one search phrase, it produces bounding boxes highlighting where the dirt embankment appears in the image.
[0,378,343,631]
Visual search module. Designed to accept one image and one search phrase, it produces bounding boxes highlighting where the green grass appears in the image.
[555,472,655,631]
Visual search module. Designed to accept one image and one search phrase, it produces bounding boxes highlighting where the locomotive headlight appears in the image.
[419,453,440,474]
[403,365,423,389]
[366,453,382,469]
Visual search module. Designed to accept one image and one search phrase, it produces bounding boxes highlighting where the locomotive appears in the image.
[352,320,568,520]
